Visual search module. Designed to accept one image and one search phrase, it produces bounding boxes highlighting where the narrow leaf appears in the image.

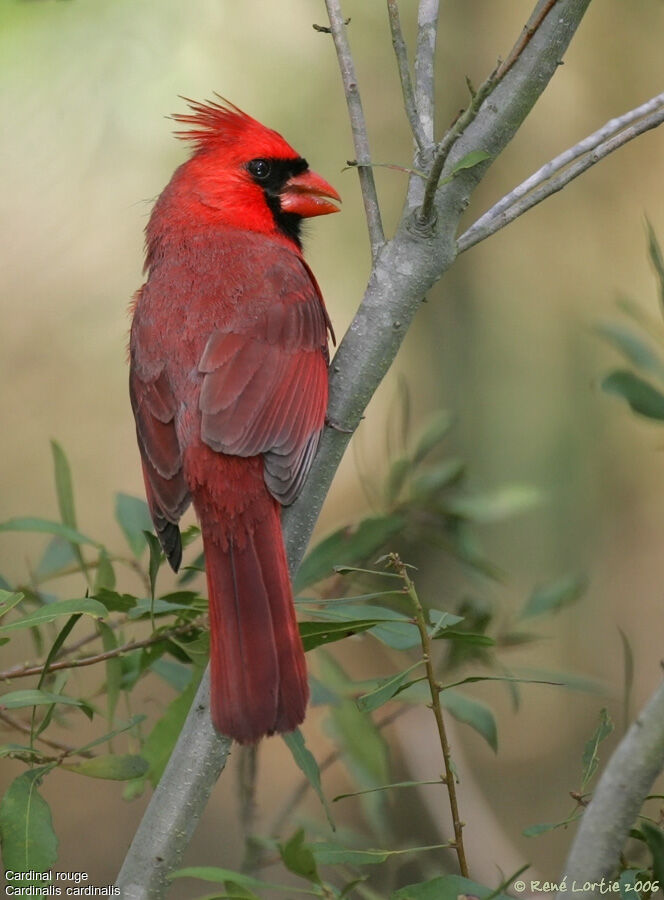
[444,484,541,523]
[602,369,664,420]
[115,493,153,557]
[0,689,93,717]
[282,729,334,829]
[646,219,664,315]
[521,573,588,619]
[412,411,454,463]
[581,708,613,789]
[279,829,321,884]
[0,597,107,634]
[0,769,58,875]
[0,517,99,547]
[441,689,497,752]
[641,821,664,883]
[294,515,405,592]
[94,549,116,592]
[0,590,24,619]
[333,780,441,802]
[392,874,512,900]
[299,619,378,652]
[64,754,149,781]
[170,867,316,894]
[356,661,422,713]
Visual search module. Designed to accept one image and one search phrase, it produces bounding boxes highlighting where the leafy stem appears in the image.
[388,552,469,878]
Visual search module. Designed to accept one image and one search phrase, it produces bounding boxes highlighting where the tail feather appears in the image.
[203,504,308,743]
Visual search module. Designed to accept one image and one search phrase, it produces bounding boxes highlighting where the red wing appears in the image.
[199,292,329,506]
[129,365,190,566]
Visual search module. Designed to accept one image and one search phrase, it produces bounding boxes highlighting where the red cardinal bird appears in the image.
[129,98,339,743]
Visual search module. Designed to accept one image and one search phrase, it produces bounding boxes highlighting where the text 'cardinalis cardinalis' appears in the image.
[129,98,339,743]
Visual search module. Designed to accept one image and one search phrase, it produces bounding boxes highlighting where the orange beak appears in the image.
[280,169,341,218]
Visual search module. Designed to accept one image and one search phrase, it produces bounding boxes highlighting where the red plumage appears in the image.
[129,99,339,742]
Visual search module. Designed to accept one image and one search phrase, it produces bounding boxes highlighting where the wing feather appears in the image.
[198,259,330,506]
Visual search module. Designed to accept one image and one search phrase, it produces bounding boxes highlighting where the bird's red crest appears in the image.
[172,96,298,159]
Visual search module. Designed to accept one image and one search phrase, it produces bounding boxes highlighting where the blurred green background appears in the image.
[2,0,664,893]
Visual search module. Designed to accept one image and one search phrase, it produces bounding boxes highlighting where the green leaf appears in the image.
[0,596,107,634]
[115,493,153,557]
[138,667,204,787]
[321,655,389,834]
[596,320,664,378]
[170,867,316,895]
[392,874,512,900]
[602,369,664,420]
[581,708,613,790]
[38,614,81,690]
[356,661,423,713]
[94,549,116,592]
[299,619,379,652]
[410,459,465,499]
[385,457,412,505]
[303,604,420,651]
[443,484,541,523]
[434,630,495,647]
[294,515,405,592]
[93,588,137,614]
[428,609,465,637]
[521,573,588,619]
[145,531,163,603]
[312,842,450,867]
[36,537,76,579]
[51,440,77,529]
[523,815,580,837]
[412,412,454,463]
[448,149,491,176]
[618,627,634,730]
[75,715,146,755]
[441,689,497,752]
[98,621,121,724]
[333,780,441,802]
[282,729,334,829]
[0,689,93,718]
[0,589,24,619]
[646,219,664,315]
[0,769,58,875]
[64,754,149,781]
[0,517,99,547]
[279,829,320,884]
[641,821,664,882]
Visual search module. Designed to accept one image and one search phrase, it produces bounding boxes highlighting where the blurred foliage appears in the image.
[0,408,614,898]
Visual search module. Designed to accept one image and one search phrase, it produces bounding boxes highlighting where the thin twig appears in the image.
[457,94,664,253]
[414,0,439,145]
[389,553,469,878]
[324,0,385,259]
[387,0,428,153]
[417,66,499,227]
[0,619,204,681]
[495,0,559,81]
[0,708,94,758]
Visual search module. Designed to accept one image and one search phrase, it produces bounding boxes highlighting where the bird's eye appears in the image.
[247,158,272,180]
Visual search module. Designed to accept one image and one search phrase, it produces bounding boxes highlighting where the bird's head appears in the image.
[158,96,340,249]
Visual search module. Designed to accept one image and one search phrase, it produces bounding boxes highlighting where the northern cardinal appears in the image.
[129,98,339,743]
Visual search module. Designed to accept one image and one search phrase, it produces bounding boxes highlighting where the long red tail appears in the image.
[201,502,308,744]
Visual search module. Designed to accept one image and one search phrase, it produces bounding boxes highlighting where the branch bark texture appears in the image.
[560,678,664,897]
[116,2,593,895]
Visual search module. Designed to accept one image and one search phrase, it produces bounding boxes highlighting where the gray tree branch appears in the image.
[414,0,439,145]
[324,0,385,260]
[458,91,664,253]
[116,2,593,896]
[559,678,664,898]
